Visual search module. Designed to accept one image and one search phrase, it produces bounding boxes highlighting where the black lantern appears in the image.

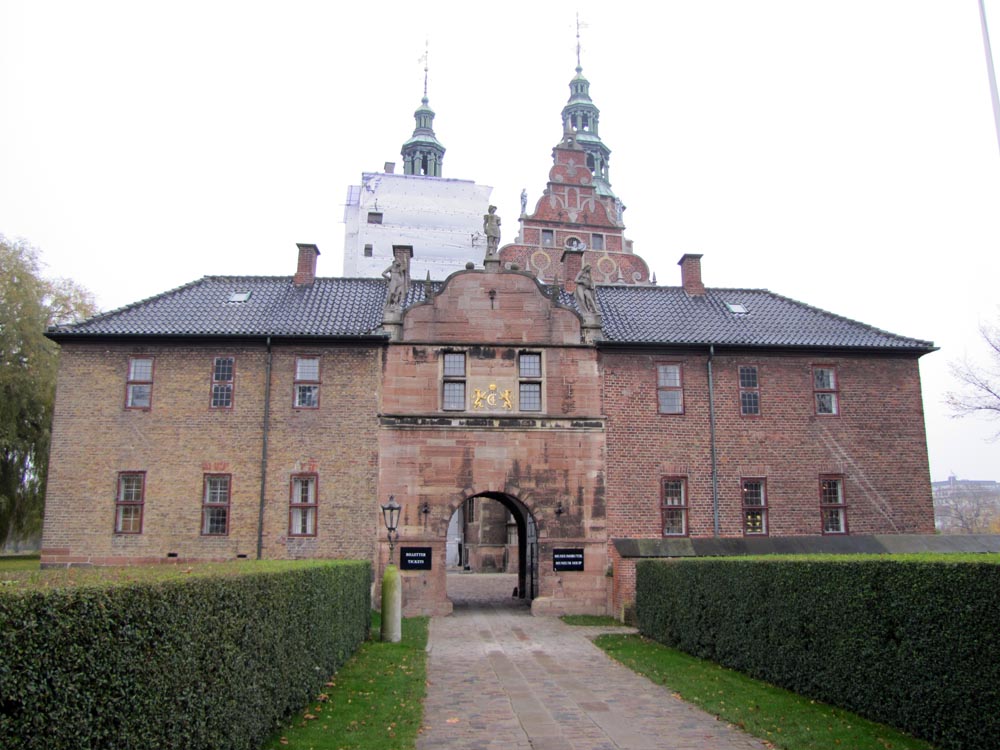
[381,495,401,562]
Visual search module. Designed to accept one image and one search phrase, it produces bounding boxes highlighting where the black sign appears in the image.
[552,548,584,571]
[400,547,432,570]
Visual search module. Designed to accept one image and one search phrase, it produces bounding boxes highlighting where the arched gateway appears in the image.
[445,492,538,604]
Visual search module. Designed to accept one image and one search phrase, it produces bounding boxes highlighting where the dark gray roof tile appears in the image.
[49,274,934,352]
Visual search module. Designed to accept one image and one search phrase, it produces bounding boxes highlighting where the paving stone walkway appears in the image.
[418,574,768,750]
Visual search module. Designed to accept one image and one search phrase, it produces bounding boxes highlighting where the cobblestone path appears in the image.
[418,574,768,750]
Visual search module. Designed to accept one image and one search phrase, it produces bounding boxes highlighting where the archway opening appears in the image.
[445,492,537,609]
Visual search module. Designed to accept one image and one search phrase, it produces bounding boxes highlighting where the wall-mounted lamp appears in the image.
[420,501,430,516]
[555,501,565,517]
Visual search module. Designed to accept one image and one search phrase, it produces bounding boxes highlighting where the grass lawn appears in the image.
[0,554,39,573]
[595,634,933,750]
[262,614,429,750]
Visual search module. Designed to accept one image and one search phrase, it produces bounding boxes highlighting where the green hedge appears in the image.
[0,560,370,750]
[637,557,1000,750]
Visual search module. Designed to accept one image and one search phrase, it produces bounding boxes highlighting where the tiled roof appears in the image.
[49,275,934,352]
[596,286,934,350]
[50,276,389,338]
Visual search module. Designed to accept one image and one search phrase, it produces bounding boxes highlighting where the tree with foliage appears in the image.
[947,320,1000,438]
[0,236,97,550]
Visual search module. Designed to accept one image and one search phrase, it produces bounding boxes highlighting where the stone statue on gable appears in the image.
[382,258,408,310]
[483,205,501,256]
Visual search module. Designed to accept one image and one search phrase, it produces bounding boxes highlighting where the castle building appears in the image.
[41,57,937,617]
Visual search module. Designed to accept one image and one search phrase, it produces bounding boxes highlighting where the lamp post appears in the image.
[381,495,401,563]
[379,495,402,643]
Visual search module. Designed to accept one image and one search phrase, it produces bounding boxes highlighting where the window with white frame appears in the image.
[289,474,317,536]
[739,365,760,416]
[657,364,684,414]
[541,229,554,246]
[115,472,145,533]
[126,357,154,409]
[211,357,234,408]
[820,476,847,534]
[814,366,839,415]
[518,351,542,412]
[294,357,320,408]
[741,478,767,535]
[591,233,604,251]
[662,478,688,536]
[442,352,466,411]
[202,474,230,535]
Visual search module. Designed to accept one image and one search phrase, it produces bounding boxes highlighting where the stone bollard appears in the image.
[380,564,402,643]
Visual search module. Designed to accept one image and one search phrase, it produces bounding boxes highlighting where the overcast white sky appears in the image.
[1,1,998,483]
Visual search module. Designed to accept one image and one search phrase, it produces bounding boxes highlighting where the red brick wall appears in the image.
[43,341,380,566]
[604,348,935,613]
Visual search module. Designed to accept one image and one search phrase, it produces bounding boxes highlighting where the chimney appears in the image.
[561,245,585,290]
[678,253,705,296]
[392,245,413,276]
[293,243,320,287]
[384,161,396,174]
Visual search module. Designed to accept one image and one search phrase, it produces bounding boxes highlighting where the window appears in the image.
[363,244,373,257]
[657,364,684,414]
[202,474,230,535]
[519,351,542,412]
[741,478,767,535]
[466,497,476,523]
[289,474,317,537]
[126,357,154,409]
[814,366,839,415]
[442,352,466,411]
[211,357,234,409]
[541,229,554,246]
[591,233,604,251]
[295,357,320,408]
[662,478,688,536]
[739,365,760,416]
[367,211,383,224]
[820,477,847,534]
[114,472,145,533]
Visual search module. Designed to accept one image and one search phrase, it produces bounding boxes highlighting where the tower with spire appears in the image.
[341,45,493,280]
[497,24,649,287]
[561,18,614,197]
[401,49,446,177]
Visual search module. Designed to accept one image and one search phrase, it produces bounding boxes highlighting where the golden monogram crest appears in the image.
[473,383,513,410]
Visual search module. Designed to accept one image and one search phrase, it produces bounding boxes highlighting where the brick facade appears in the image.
[43,341,380,566]
[603,347,933,613]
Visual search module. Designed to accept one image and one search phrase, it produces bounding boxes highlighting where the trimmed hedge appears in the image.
[637,557,1000,750]
[0,560,370,750]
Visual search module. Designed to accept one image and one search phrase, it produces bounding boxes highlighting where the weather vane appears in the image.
[419,39,429,99]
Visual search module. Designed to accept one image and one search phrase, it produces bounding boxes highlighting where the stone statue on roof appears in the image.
[382,258,408,310]
[575,263,600,317]
[483,205,501,256]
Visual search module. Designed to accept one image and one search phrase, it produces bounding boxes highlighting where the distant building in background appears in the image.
[341,87,493,281]
[933,475,1000,533]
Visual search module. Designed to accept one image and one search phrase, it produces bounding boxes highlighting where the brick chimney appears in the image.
[293,243,320,287]
[392,245,413,277]
[561,245,585,290]
[678,253,705,296]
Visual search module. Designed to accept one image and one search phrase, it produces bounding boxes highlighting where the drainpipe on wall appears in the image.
[256,336,273,560]
[708,344,720,536]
